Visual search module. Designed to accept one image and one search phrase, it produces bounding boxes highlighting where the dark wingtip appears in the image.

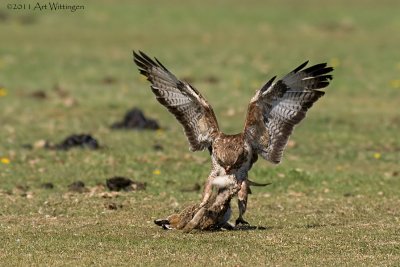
[138,50,145,57]
[154,57,169,71]
[292,60,309,73]
[303,63,331,75]
[268,75,277,85]
[133,50,145,64]
[133,50,141,64]
[139,51,153,62]
[260,75,277,93]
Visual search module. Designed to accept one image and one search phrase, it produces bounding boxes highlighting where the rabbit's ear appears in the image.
[154,219,169,226]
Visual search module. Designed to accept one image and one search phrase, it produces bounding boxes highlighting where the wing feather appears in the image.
[245,61,333,164]
[133,51,220,151]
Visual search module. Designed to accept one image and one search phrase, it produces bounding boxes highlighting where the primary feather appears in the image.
[133,51,220,151]
[244,61,333,164]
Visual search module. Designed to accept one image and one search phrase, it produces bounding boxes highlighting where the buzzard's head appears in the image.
[213,134,248,174]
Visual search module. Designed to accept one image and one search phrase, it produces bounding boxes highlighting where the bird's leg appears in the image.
[236,179,250,226]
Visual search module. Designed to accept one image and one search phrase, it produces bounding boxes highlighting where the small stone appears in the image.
[40,183,54,189]
[106,177,132,191]
[30,90,47,99]
[104,202,122,210]
[153,144,164,151]
[54,134,100,150]
[68,181,88,193]
[111,107,160,130]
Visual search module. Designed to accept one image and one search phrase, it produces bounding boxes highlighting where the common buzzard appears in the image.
[133,51,333,225]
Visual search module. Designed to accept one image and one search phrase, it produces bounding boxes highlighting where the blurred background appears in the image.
[1,0,399,182]
[1,0,400,265]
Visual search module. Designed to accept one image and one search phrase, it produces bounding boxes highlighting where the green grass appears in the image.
[1,0,400,265]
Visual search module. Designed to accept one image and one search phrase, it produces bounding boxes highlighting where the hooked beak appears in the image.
[225,166,232,174]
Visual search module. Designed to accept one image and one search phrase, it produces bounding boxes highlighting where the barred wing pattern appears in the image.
[245,61,333,164]
[133,51,220,151]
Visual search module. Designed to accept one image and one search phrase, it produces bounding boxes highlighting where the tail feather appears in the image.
[248,179,271,187]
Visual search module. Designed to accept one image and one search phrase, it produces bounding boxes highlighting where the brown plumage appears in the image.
[154,178,239,231]
[133,51,333,226]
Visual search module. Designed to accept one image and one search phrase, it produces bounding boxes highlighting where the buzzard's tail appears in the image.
[248,179,271,187]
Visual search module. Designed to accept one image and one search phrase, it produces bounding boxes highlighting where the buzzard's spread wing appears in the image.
[244,61,333,164]
[133,51,220,151]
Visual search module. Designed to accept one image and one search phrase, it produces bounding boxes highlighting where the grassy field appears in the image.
[1,0,400,265]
